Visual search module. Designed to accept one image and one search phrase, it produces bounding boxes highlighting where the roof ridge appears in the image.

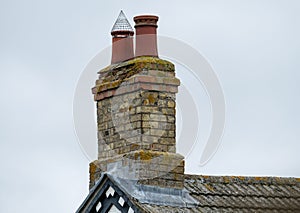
[184,174,300,185]
[198,204,300,211]
[192,192,300,199]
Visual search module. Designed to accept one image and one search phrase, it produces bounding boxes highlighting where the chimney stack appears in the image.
[91,12,183,191]
[134,15,159,57]
[111,11,134,64]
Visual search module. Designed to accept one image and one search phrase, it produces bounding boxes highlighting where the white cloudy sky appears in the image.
[1,0,299,212]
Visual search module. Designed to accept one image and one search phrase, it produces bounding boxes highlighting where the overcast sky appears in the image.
[1,0,300,212]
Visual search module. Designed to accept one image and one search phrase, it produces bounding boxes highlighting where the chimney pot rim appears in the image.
[111,31,134,36]
[133,15,159,22]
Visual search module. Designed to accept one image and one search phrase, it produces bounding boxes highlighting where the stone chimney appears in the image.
[134,15,158,57]
[111,11,134,64]
[90,12,184,190]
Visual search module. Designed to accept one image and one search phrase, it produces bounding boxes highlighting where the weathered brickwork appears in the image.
[96,90,177,158]
[90,56,185,190]
[89,150,185,189]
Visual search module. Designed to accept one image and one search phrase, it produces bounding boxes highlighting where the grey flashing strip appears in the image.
[108,173,199,208]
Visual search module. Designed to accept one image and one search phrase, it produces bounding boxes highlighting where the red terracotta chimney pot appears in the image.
[134,15,159,57]
[111,11,134,64]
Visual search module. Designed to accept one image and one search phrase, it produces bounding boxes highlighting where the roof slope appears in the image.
[134,175,300,213]
[77,174,300,213]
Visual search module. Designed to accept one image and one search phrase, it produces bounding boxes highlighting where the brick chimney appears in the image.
[134,15,158,57]
[111,11,134,64]
[90,12,184,190]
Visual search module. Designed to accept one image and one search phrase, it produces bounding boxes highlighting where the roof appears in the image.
[136,175,300,212]
[111,10,134,34]
[77,173,300,212]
